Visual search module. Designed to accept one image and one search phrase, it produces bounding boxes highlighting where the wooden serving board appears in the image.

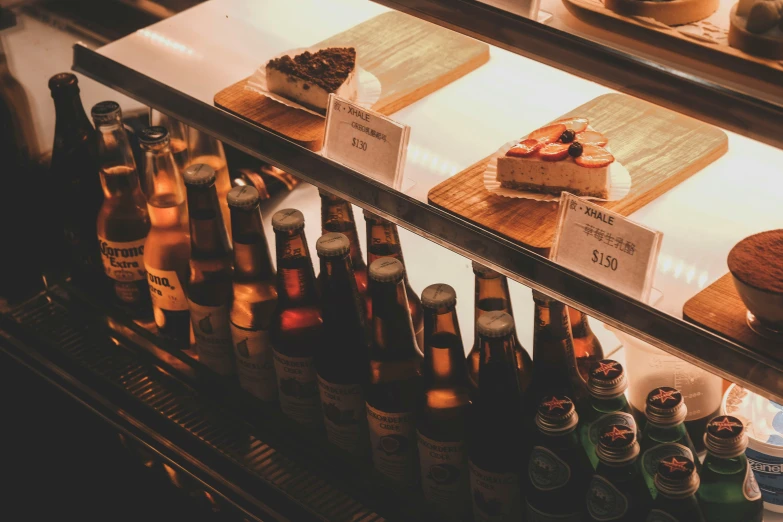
[684,273,780,362]
[214,11,489,151]
[562,0,783,87]
[427,93,728,255]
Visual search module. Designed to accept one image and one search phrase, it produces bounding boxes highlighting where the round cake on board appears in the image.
[729,1,783,59]
[604,0,719,25]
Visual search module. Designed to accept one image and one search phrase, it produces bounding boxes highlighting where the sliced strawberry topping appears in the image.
[539,143,570,161]
[576,130,608,146]
[574,145,614,168]
[553,117,588,133]
[527,123,567,144]
[506,138,541,157]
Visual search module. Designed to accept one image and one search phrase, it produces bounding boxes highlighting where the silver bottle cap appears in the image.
[227,185,259,209]
[535,395,579,435]
[272,209,305,232]
[596,424,640,465]
[476,311,515,338]
[654,456,700,499]
[138,125,169,145]
[91,101,121,123]
[588,359,628,399]
[316,232,350,257]
[421,283,457,309]
[645,387,687,426]
[704,415,748,459]
[369,257,405,283]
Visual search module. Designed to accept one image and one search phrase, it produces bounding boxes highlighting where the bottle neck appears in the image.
[53,92,93,144]
[478,333,521,405]
[187,183,230,256]
[588,394,629,419]
[473,273,514,342]
[644,421,689,444]
[568,306,591,337]
[231,204,274,281]
[97,121,143,200]
[370,278,419,358]
[533,299,574,363]
[320,254,366,338]
[366,218,406,269]
[422,306,468,388]
[275,228,319,307]
[321,196,365,269]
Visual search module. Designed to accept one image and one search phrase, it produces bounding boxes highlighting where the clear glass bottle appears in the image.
[150,109,189,174]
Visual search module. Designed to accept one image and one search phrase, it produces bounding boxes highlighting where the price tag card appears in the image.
[323,94,410,190]
[551,192,663,302]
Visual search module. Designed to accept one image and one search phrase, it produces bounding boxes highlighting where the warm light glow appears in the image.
[138,29,199,58]
[406,144,461,177]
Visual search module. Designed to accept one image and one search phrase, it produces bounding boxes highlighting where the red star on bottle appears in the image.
[650,388,678,404]
[593,361,619,377]
[660,457,689,473]
[603,426,634,442]
[710,416,743,432]
[541,397,571,411]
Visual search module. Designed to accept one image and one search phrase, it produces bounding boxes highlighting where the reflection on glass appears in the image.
[150,109,189,173]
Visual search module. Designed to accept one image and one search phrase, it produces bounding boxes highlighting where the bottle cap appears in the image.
[316,232,350,257]
[704,415,748,458]
[654,456,700,499]
[588,360,628,399]
[183,163,216,186]
[472,261,500,278]
[421,284,457,309]
[535,395,579,434]
[48,72,78,94]
[369,257,405,283]
[227,185,259,209]
[91,101,121,123]
[272,209,305,232]
[476,311,515,338]
[531,290,555,303]
[645,387,687,426]
[596,424,639,465]
[138,126,170,145]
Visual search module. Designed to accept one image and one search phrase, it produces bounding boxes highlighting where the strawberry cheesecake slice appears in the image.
[496,117,619,199]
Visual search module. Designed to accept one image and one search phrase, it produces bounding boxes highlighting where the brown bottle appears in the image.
[319,189,368,299]
[186,127,232,239]
[417,283,471,521]
[468,262,533,397]
[364,210,423,349]
[92,101,151,315]
[568,306,604,383]
[365,257,422,486]
[271,209,323,425]
[48,73,103,284]
[315,232,369,456]
[468,311,524,522]
[228,185,278,401]
[530,292,589,411]
[139,126,191,349]
[184,164,234,376]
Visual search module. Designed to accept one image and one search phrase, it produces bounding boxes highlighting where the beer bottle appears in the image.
[526,395,593,521]
[580,359,635,470]
[364,210,423,349]
[468,262,533,396]
[91,101,151,314]
[469,311,524,522]
[697,416,763,522]
[139,126,191,349]
[150,109,189,173]
[530,291,589,410]
[271,209,323,425]
[184,164,234,376]
[585,423,652,522]
[567,306,604,383]
[646,456,706,522]
[186,127,231,239]
[319,190,367,298]
[416,283,471,520]
[228,185,277,401]
[315,232,368,455]
[639,387,701,497]
[48,73,103,283]
[365,257,422,486]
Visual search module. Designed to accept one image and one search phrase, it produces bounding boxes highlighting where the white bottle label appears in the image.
[188,300,234,376]
[744,461,762,502]
[98,236,146,282]
[526,501,583,522]
[230,325,277,401]
[273,351,319,424]
[469,460,522,522]
[366,403,416,484]
[317,375,366,455]
[417,431,468,517]
[586,475,628,521]
[145,266,188,311]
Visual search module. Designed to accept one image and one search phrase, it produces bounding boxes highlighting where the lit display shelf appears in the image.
[72,0,783,404]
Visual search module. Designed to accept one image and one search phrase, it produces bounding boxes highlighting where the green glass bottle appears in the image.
[585,423,652,522]
[639,387,701,498]
[645,455,705,522]
[697,415,763,522]
[525,395,593,521]
[579,359,635,470]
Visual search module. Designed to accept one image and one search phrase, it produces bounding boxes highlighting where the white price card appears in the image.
[323,94,410,190]
[551,192,663,302]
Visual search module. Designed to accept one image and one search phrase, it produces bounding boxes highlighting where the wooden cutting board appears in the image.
[684,273,780,362]
[427,93,728,255]
[214,11,489,151]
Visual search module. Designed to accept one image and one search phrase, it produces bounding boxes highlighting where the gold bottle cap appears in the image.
[588,359,628,399]
[316,232,350,257]
[477,310,515,338]
[138,126,169,145]
[183,163,216,186]
[91,101,121,123]
[227,185,259,209]
[271,209,305,232]
[369,257,404,283]
[471,261,500,278]
[421,283,457,309]
[644,387,687,427]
